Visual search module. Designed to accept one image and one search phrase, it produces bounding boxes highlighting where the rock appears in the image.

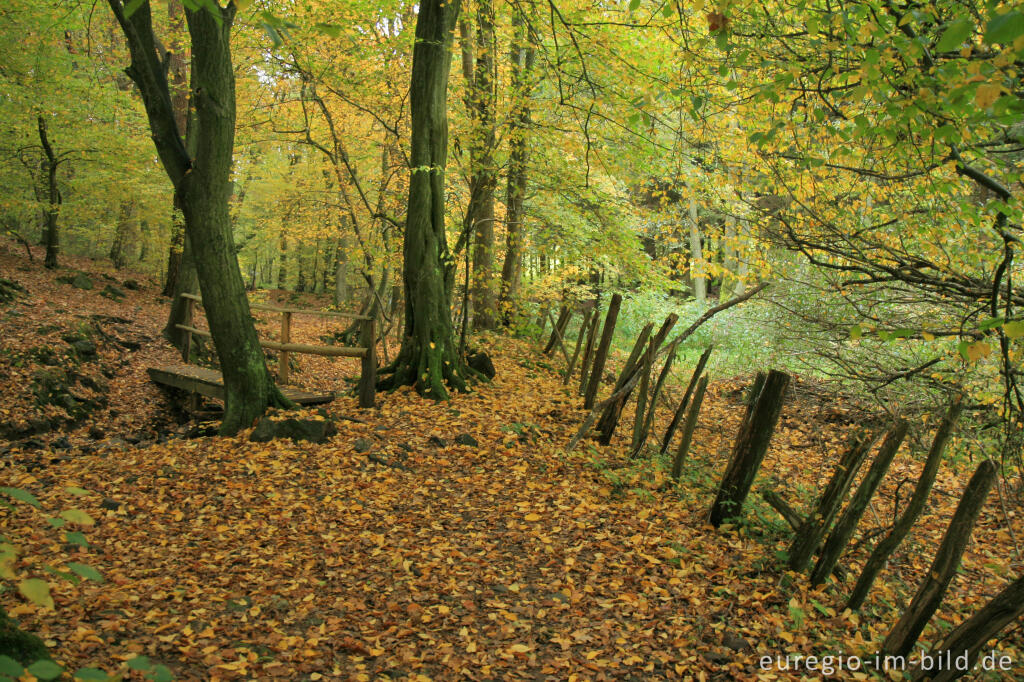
[70,339,98,360]
[455,434,478,447]
[100,498,120,511]
[722,631,751,652]
[250,417,338,444]
[51,436,71,450]
[702,651,731,665]
[352,438,372,453]
[428,435,447,448]
[77,374,109,393]
[100,284,126,301]
[88,426,105,440]
[121,279,141,290]
[0,277,26,303]
[467,351,496,380]
[68,273,94,290]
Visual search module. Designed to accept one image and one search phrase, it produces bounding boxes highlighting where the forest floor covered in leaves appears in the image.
[1,243,1022,680]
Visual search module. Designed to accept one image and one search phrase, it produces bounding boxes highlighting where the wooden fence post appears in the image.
[564,305,595,384]
[660,345,714,454]
[882,458,998,658]
[811,420,907,586]
[788,431,878,572]
[671,373,709,480]
[278,311,292,384]
[577,313,601,394]
[846,399,963,610]
[709,369,790,528]
[583,293,622,409]
[359,316,376,408]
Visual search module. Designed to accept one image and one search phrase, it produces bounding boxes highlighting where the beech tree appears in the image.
[380,0,475,399]
[107,0,290,434]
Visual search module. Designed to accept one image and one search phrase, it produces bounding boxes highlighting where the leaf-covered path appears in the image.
[2,254,1022,680]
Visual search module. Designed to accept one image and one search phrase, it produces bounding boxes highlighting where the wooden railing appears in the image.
[176,293,376,408]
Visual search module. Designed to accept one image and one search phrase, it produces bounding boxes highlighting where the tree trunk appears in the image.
[498,12,535,325]
[161,0,189,296]
[688,198,705,305]
[847,399,964,610]
[379,0,470,399]
[461,0,498,331]
[278,231,288,289]
[109,0,290,434]
[109,201,136,269]
[37,116,61,270]
[882,458,998,658]
[334,236,349,306]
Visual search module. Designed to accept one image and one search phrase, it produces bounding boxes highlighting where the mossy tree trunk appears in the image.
[108,0,290,434]
[37,116,62,270]
[380,0,471,399]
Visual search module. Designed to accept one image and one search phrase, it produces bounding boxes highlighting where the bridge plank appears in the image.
[148,364,334,406]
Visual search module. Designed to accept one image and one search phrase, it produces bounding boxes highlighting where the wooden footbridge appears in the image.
[149,293,376,408]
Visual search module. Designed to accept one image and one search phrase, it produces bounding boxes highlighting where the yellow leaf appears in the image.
[60,509,95,526]
[966,341,991,362]
[509,643,532,653]
[921,331,934,341]
[976,83,1002,108]
[18,578,54,610]
[524,513,541,522]
[466,641,477,653]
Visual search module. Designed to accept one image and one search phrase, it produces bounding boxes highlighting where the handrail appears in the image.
[179,292,371,320]
[176,291,377,407]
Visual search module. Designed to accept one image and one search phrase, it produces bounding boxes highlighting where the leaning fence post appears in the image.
[359,316,376,408]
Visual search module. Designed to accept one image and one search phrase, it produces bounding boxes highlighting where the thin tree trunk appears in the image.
[688,198,705,305]
[37,116,61,270]
[161,0,189,295]
[109,201,137,269]
[461,0,498,331]
[498,13,535,325]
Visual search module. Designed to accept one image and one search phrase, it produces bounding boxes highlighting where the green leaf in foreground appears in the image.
[66,562,104,583]
[0,487,40,508]
[0,657,23,676]
[26,660,63,680]
[935,17,974,52]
